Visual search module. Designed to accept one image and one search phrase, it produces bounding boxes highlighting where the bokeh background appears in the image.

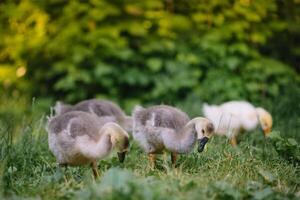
[1,0,299,111]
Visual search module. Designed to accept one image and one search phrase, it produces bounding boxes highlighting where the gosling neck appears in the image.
[100,122,129,147]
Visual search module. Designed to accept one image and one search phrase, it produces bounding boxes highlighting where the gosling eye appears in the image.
[202,129,205,134]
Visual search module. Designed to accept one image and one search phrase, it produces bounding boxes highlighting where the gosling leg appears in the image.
[230,136,237,147]
[148,153,156,170]
[91,161,100,179]
[171,152,177,168]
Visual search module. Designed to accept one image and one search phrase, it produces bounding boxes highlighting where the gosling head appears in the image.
[106,123,130,163]
[256,108,273,137]
[192,117,215,153]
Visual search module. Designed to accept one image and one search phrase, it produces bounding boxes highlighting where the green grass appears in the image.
[0,96,299,200]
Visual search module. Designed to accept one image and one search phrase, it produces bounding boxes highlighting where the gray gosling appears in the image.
[132,105,214,168]
[47,111,129,178]
[54,99,133,132]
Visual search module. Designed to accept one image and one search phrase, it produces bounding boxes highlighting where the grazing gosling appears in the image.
[132,105,214,168]
[47,111,129,178]
[54,99,133,132]
[203,101,273,146]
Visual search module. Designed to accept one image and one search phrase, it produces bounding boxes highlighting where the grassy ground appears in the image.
[0,95,299,200]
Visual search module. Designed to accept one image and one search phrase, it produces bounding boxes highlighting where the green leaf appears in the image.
[253,187,273,200]
[287,138,298,147]
[146,58,163,72]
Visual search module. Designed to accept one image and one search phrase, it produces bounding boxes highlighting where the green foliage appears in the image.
[75,168,160,200]
[0,0,299,108]
[75,168,298,200]
[268,131,300,164]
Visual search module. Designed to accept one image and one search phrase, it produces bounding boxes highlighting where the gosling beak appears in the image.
[117,151,127,163]
[263,127,271,137]
[198,137,209,153]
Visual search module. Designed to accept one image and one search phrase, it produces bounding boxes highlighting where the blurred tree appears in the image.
[0,0,299,110]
